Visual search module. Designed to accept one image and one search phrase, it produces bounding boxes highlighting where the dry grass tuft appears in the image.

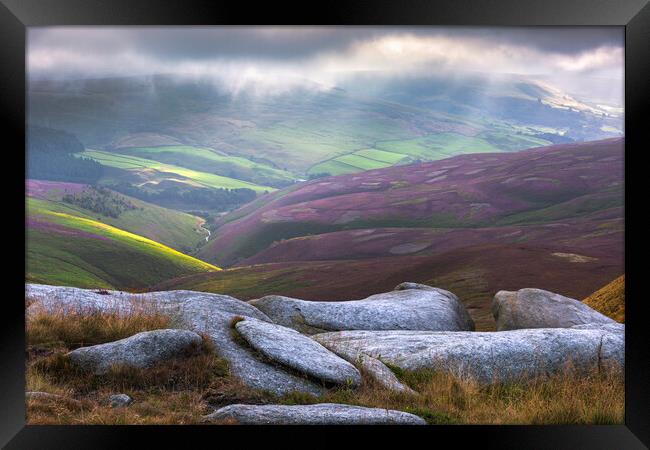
[27,389,211,425]
[27,305,174,350]
[26,305,236,425]
[583,274,625,323]
[311,367,624,425]
[30,339,228,394]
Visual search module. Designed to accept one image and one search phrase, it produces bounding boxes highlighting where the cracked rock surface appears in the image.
[313,327,624,384]
[235,317,361,387]
[26,284,323,396]
[67,329,203,374]
[492,288,616,331]
[249,282,474,334]
[203,403,427,425]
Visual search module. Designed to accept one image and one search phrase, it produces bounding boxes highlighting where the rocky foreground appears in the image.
[25,282,623,425]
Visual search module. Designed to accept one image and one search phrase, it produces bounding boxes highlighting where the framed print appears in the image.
[1,0,648,447]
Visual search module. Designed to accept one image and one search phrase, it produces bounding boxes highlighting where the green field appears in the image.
[29,184,208,252]
[113,145,295,187]
[78,150,276,193]
[307,133,515,176]
[478,130,551,151]
[26,197,220,290]
[354,148,409,164]
[308,159,361,176]
[240,114,418,172]
[375,133,502,159]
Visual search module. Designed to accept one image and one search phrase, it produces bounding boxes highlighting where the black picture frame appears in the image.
[2,0,648,447]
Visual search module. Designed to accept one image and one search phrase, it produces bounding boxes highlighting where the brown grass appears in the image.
[306,368,624,424]
[27,305,174,350]
[26,335,232,425]
[26,389,211,425]
[26,304,624,425]
[583,274,625,323]
[30,337,227,393]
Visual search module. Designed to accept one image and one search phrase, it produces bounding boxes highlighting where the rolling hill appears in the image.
[28,73,621,181]
[26,180,220,290]
[198,138,623,266]
[78,149,276,193]
[157,243,621,331]
[27,179,209,252]
[160,138,623,330]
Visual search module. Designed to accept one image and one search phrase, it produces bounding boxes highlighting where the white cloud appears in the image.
[27,29,623,101]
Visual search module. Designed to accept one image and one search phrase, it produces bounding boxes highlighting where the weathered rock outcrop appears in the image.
[203,403,426,425]
[25,284,268,320]
[67,329,203,374]
[26,284,323,396]
[28,282,622,399]
[313,327,624,384]
[235,317,361,387]
[249,283,474,334]
[492,288,616,331]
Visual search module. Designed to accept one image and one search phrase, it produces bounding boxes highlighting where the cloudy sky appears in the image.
[28,26,624,104]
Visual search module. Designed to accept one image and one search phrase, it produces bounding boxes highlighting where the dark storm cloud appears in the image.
[27,26,624,105]
[28,26,622,66]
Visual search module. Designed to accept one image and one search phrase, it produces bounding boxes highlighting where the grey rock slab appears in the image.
[313,327,624,384]
[107,394,132,408]
[67,329,203,374]
[26,284,323,396]
[176,299,324,396]
[25,284,270,321]
[203,403,426,425]
[492,288,616,331]
[235,317,361,386]
[353,354,417,395]
[249,283,474,334]
[569,323,625,371]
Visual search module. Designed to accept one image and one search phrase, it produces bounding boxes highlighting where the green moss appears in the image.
[402,407,458,425]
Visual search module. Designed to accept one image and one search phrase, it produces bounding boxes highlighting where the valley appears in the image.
[25,74,624,327]
[22,27,628,427]
[26,180,220,289]
[160,138,623,330]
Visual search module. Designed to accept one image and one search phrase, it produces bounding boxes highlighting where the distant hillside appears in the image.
[163,139,623,330]
[28,73,621,181]
[199,138,623,267]
[26,126,104,184]
[27,180,208,253]
[583,275,625,323]
[26,184,220,290]
[157,241,623,332]
[27,74,622,216]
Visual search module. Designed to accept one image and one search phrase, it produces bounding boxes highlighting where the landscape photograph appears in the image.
[25,26,625,425]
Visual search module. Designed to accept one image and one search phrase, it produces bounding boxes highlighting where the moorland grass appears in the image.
[26,303,624,425]
[317,367,624,425]
[582,275,625,323]
[27,303,174,349]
